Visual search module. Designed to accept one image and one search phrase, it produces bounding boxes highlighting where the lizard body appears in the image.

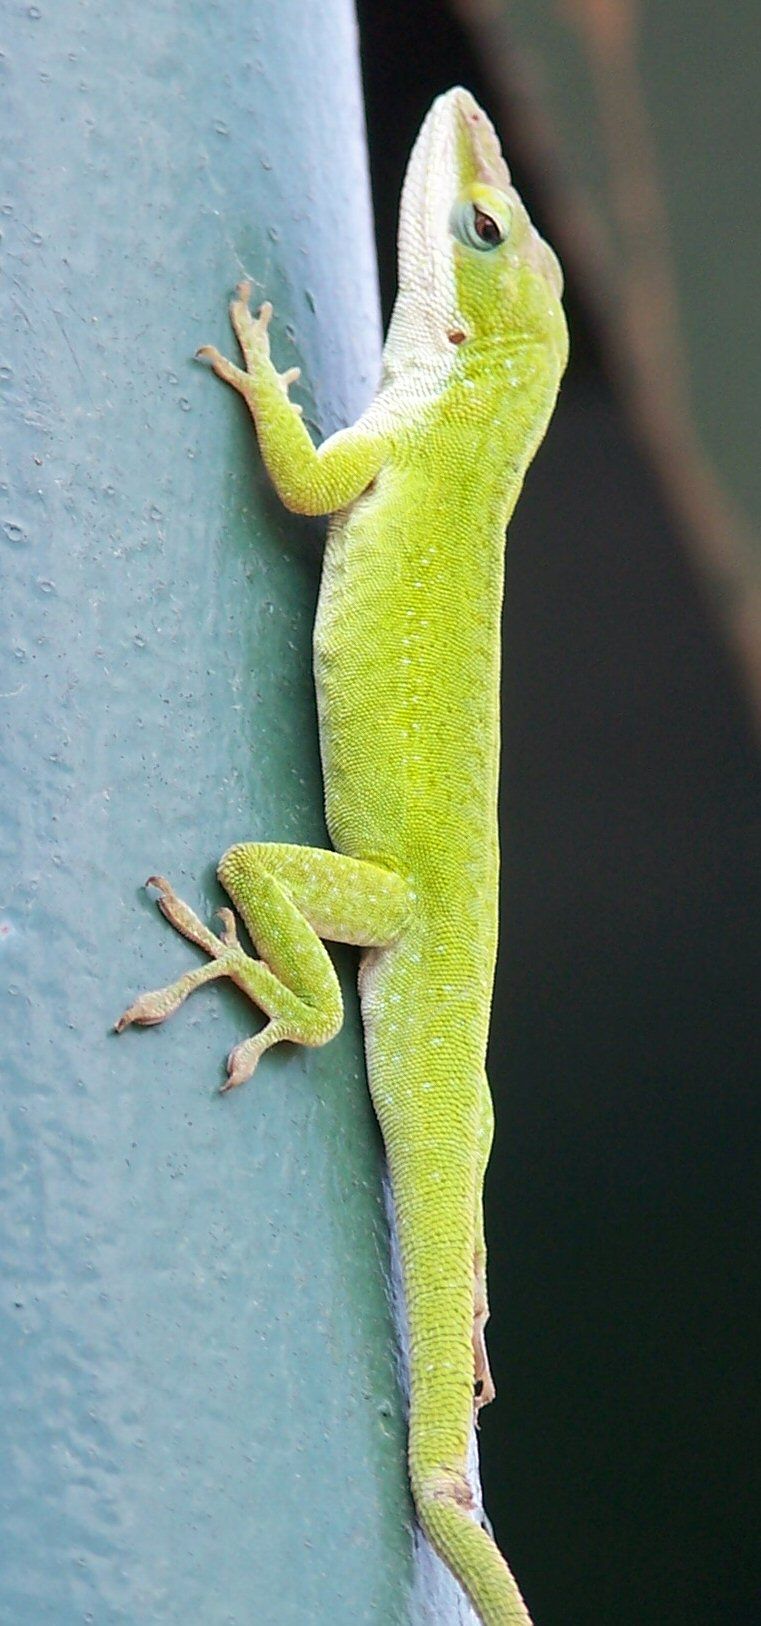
[117,89,567,1624]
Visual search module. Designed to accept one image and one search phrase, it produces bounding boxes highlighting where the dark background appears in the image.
[357,4,760,1622]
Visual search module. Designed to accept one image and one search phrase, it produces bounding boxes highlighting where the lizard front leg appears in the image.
[197,283,387,516]
[116,844,409,1090]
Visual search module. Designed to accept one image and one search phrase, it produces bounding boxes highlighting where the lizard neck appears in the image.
[431,337,564,532]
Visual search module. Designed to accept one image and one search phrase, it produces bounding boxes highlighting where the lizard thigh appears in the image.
[213,841,410,1084]
[218,841,409,958]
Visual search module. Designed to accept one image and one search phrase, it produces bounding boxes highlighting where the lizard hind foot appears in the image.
[473,1321,496,1412]
[114,877,259,1055]
[221,1019,288,1092]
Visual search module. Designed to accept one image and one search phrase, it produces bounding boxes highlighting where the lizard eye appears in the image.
[451,200,509,252]
[473,209,502,246]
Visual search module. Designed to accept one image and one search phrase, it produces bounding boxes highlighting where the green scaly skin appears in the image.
[117,89,568,1625]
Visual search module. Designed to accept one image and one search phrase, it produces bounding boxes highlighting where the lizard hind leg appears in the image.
[473,1072,496,1411]
[114,871,327,1090]
[115,856,344,1092]
[116,845,409,1091]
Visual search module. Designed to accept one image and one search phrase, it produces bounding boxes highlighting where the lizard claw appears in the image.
[221,1038,261,1092]
[114,981,189,1031]
[194,344,250,390]
[216,907,240,948]
[229,283,271,330]
[227,289,273,370]
[276,363,302,412]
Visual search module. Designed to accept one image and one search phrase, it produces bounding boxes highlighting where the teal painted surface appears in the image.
[0,3,469,1620]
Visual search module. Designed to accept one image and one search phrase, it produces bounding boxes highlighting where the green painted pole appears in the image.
[0,4,475,1620]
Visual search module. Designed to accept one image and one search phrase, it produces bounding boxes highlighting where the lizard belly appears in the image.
[313,475,504,895]
[359,920,493,1128]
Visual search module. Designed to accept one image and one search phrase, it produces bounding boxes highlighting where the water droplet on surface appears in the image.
[179,397,190,412]
[3,521,25,543]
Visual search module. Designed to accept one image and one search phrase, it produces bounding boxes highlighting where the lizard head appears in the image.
[384,87,568,383]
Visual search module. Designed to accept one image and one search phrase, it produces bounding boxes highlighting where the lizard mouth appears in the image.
[394,86,512,313]
[390,86,564,365]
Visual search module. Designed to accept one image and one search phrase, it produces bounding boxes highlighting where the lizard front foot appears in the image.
[196,286,303,414]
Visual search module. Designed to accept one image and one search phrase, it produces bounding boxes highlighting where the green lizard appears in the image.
[117,87,567,1625]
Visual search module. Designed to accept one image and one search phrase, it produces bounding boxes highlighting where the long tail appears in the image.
[406,1304,533,1626]
[364,934,533,1624]
[387,1138,534,1625]
[415,1480,533,1626]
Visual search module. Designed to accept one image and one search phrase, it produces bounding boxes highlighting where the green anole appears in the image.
[117,88,567,1626]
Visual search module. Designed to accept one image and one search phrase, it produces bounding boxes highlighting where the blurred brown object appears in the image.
[451,0,761,732]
